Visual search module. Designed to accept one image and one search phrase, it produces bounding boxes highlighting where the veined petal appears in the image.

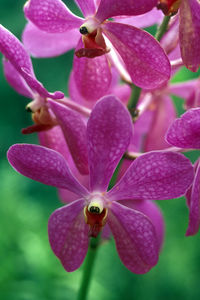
[95,0,157,22]
[7,144,89,197]
[108,151,194,201]
[3,59,34,98]
[24,0,83,33]
[179,0,200,72]
[102,22,170,89]
[48,100,89,175]
[87,95,132,192]
[144,96,176,151]
[108,201,159,274]
[73,38,112,101]
[48,199,89,272]
[74,0,96,17]
[22,22,79,57]
[186,160,200,236]
[166,108,200,149]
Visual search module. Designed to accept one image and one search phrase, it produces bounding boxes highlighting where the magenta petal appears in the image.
[74,0,96,17]
[108,201,159,274]
[48,100,89,175]
[48,199,89,272]
[73,38,112,101]
[169,80,197,100]
[108,151,194,201]
[103,22,170,89]
[3,59,34,98]
[95,0,157,22]
[22,22,79,58]
[186,160,200,236]
[7,144,89,197]
[144,96,176,151]
[24,0,83,33]
[166,108,200,149]
[87,95,132,192]
[179,0,200,72]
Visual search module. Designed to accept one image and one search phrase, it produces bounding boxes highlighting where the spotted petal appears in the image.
[166,108,200,149]
[108,151,194,201]
[102,22,170,89]
[95,0,157,22]
[48,100,89,175]
[48,199,89,272]
[22,22,79,58]
[7,144,89,197]
[108,201,159,274]
[87,95,132,192]
[24,0,83,33]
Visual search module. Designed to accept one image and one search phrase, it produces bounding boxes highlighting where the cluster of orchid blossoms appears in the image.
[1,0,200,275]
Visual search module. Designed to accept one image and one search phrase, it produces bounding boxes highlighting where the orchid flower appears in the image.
[8,95,194,273]
[22,0,171,100]
[0,24,64,133]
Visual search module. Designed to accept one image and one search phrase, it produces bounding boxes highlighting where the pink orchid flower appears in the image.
[22,0,171,100]
[8,96,194,273]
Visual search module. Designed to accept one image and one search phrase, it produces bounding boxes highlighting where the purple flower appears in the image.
[7,96,194,273]
[0,24,64,132]
[166,108,200,235]
[22,0,171,100]
[158,0,200,72]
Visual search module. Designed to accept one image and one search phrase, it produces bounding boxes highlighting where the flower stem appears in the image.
[127,84,142,119]
[77,235,101,300]
[155,15,171,42]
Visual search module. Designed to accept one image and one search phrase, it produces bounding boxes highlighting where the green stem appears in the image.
[155,15,171,42]
[77,235,101,300]
[127,84,142,119]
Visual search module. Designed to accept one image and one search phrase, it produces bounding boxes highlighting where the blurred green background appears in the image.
[0,1,200,300]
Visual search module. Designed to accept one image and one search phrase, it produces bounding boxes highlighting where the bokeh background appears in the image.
[1,1,200,299]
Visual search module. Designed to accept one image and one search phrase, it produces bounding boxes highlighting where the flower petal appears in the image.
[102,22,170,89]
[95,0,157,22]
[74,0,96,17]
[0,25,64,99]
[48,100,89,175]
[24,0,83,33]
[22,22,79,58]
[73,38,112,101]
[87,95,132,192]
[186,160,200,236]
[48,199,89,272]
[169,80,197,100]
[108,201,159,274]
[166,108,200,149]
[179,0,200,72]
[3,59,34,98]
[108,151,194,201]
[7,144,89,197]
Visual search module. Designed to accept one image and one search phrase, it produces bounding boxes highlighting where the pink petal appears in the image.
[3,59,34,98]
[108,201,159,274]
[103,22,171,89]
[73,38,112,101]
[186,160,200,236]
[166,108,200,149]
[48,100,89,175]
[122,200,164,250]
[22,22,79,58]
[179,0,200,72]
[95,0,157,22]
[169,80,197,100]
[24,0,83,33]
[108,151,194,201]
[48,199,89,272]
[0,25,64,99]
[144,96,176,151]
[74,0,96,17]
[7,144,89,197]
[114,8,163,28]
[87,95,132,192]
